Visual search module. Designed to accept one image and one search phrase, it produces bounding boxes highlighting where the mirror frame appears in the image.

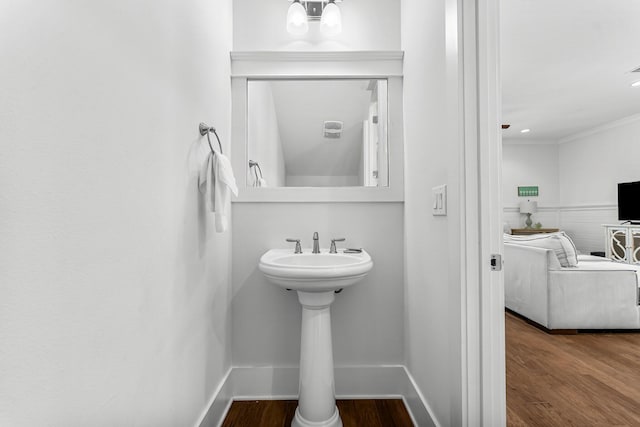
[231,51,404,202]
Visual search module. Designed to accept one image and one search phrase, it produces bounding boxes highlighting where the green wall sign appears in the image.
[518,186,539,197]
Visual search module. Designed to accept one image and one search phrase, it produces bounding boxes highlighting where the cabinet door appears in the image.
[631,228,640,265]
[607,227,628,262]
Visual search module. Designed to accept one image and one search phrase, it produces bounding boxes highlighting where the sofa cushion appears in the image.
[504,232,578,267]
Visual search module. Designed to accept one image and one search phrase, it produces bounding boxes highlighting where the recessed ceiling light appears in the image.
[520,129,530,133]
[632,81,640,88]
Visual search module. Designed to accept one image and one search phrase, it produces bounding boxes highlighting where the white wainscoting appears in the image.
[559,205,618,253]
[503,204,618,254]
[195,365,436,427]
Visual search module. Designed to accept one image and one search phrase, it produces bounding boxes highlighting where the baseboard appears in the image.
[195,368,233,427]
[196,365,436,427]
[402,367,440,427]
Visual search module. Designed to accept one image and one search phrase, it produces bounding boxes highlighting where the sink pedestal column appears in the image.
[293,291,342,427]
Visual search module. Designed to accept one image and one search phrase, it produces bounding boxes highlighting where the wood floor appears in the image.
[506,311,640,426]
[221,399,413,427]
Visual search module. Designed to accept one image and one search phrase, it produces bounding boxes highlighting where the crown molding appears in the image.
[558,113,640,144]
[502,138,558,146]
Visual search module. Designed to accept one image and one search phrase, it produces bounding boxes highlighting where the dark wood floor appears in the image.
[221,399,413,427]
[506,311,640,426]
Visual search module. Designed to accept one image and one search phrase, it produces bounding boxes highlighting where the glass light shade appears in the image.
[287,1,309,35]
[320,2,342,36]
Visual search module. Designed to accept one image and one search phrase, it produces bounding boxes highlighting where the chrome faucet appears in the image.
[312,232,320,254]
[286,238,302,254]
[329,238,345,254]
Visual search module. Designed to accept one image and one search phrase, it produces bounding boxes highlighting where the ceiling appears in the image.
[501,0,640,142]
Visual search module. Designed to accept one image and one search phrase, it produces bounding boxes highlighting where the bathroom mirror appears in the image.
[246,79,388,188]
[231,50,404,202]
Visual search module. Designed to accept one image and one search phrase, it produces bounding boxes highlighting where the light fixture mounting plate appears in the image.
[305,1,324,20]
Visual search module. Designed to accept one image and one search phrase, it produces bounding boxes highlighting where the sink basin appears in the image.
[259,249,373,292]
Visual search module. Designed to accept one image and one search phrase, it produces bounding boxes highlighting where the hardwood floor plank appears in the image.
[222,401,264,426]
[506,311,640,427]
[335,400,358,427]
[506,406,529,427]
[375,399,414,427]
[221,399,412,426]
[258,400,291,427]
[342,399,383,426]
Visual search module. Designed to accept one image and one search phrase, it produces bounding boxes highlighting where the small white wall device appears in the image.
[432,184,447,216]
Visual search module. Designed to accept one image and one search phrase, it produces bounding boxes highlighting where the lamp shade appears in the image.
[320,1,342,35]
[287,0,309,35]
[519,200,538,214]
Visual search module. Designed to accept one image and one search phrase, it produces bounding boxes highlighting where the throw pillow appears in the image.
[504,232,578,267]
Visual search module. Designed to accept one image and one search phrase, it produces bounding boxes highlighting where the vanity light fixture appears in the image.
[287,0,309,35]
[286,0,343,36]
[632,81,640,88]
[320,0,342,36]
[520,128,531,133]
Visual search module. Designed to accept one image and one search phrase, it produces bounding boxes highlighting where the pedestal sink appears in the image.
[259,249,373,427]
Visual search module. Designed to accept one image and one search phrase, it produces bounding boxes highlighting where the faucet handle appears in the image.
[286,238,302,254]
[329,238,346,254]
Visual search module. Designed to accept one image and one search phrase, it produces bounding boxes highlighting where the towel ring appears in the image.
[249,160,263,177]
[249,160,263,186]
[199,122,223,155]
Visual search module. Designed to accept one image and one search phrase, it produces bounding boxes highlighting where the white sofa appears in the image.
[504,242,640,330]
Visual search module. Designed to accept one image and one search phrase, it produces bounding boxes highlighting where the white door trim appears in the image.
[459,0,506,425]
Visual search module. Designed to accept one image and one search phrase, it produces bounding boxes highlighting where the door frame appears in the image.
[458,0,505,424]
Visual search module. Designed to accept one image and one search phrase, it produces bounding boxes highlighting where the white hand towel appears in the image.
[258,177,268,187]
[197,144,237,232]
[198,148,215,213]
[213,151,238,232]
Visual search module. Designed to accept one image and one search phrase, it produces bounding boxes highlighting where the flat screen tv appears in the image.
[618,181,640,223]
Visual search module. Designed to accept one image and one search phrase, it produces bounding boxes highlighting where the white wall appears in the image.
[402,0,462,425]
[558,116,640,252]
[0,1,232,425]
[231,204,404,366]
[559,116,640,206]
[502,142,560,229]
[247,83,286,186]
[502,142,559,208]
[230,0,406,401]
[233,0,401,51]
[501,116,640,253]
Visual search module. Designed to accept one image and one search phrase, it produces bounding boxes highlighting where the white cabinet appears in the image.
[604,224,640,265]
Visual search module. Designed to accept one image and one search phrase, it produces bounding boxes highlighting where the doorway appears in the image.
[500,1,640,425]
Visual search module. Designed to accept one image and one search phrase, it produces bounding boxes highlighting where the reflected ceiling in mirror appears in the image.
[247,79,388,188]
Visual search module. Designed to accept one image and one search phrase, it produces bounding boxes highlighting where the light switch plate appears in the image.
[432,184,447,216]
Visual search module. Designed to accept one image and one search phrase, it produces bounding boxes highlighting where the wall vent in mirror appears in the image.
[323,121,343,139]
[247,79,389,188]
